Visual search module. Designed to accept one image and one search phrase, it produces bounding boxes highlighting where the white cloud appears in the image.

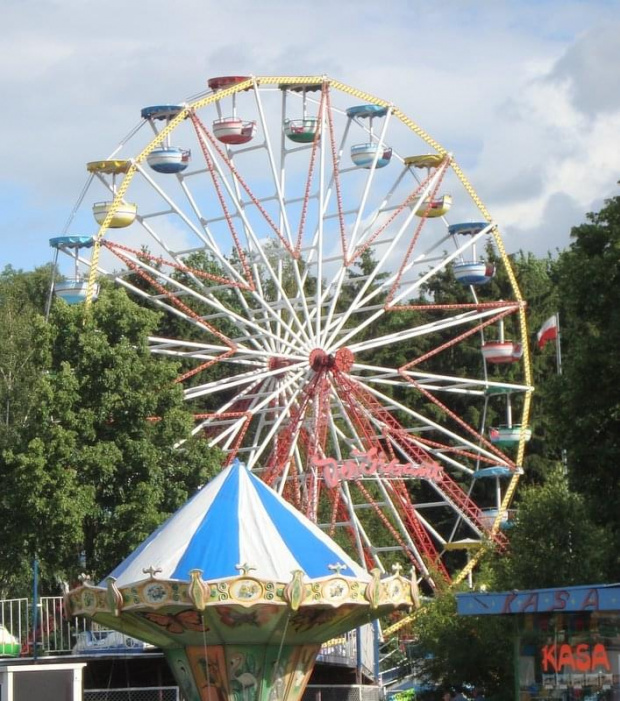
[3,0,620,271]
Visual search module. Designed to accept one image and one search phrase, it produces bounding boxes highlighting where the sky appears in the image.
[2,0,620,273]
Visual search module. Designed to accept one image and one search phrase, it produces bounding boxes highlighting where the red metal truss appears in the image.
[261,370,324,486]
[332,369,506,549]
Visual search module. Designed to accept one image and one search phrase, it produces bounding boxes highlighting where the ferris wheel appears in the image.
[49,75,533,592]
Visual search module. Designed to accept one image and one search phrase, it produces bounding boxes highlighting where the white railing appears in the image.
[317,625,377,678]
[0,596,95,655]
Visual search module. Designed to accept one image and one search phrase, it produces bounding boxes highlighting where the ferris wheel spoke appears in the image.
[363,375,503,459]
[254,81,295,247]
[389,225,496,308]
[183,359,296,401]
[247,369,315,470]
[185,120,315,346]
[110,244,316,356]
[341,305,510,357]
[131,163,252,280]
[321,182,452,350]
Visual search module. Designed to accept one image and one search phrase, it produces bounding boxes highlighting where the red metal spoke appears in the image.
[103,243,237,381]
[347,160,448,267]
[400,305,521,368]
[189,112,297,258]
[102,240,254,291]
[294,87,327,254]
[192,411,252,465]
[324,88,348,261]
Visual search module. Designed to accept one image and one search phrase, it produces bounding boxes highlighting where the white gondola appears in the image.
[283,117,320,144]
[453,261,495,285]
[481,340,522,364]
[147,147,191,174]
[411,194,452,218]
[213,117,256,145]
[48,236,98,307]
[489,425,532,446]
[350,143,392,168]
[53,279,100,305]
[480,508,515,530]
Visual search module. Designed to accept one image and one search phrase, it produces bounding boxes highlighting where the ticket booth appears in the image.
[0,661,86,701]
[457,584,620,701]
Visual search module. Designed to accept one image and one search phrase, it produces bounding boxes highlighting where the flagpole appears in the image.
[555,312,563,376]
[554,312,568,474]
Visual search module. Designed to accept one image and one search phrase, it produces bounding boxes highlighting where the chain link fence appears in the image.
[84,687,179,701]
[83,684,378,701]
[303,684,383,701]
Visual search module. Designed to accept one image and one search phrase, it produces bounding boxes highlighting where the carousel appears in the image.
[65,460,418,701]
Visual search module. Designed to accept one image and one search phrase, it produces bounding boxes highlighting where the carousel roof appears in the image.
[104,460,370,588]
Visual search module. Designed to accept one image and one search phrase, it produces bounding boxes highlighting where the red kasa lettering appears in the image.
[541,643,611,673]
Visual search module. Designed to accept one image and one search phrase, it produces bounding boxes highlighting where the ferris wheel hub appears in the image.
[309,347,355,372]
[309,348,334,371]
[334,347,355,372]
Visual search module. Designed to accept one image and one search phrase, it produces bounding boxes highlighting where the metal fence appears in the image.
[304,685,383,701]
[83,685,377,701]
[0,596,98,654]
[84,688,179,701]
[0,598,28,651]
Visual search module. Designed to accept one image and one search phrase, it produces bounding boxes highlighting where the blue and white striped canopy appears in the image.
[104,460,370,588]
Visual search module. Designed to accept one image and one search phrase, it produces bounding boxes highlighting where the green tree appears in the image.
[0,266,53,447]
[413,586,514,698]
[0,275,222,594]
[486,468,613,590]
[551,194,620,561]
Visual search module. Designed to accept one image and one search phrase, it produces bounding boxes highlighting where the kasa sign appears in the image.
[541,643,611,673]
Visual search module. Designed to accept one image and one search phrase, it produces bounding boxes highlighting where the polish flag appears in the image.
[537,314,558,349]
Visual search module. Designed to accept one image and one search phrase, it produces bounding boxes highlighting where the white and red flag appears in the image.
[537,314,559,349]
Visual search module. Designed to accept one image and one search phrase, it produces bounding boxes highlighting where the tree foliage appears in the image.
[412,586,514,698]
[0,273,221,595]
[487,468,613,590]
[551,195,620,547]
